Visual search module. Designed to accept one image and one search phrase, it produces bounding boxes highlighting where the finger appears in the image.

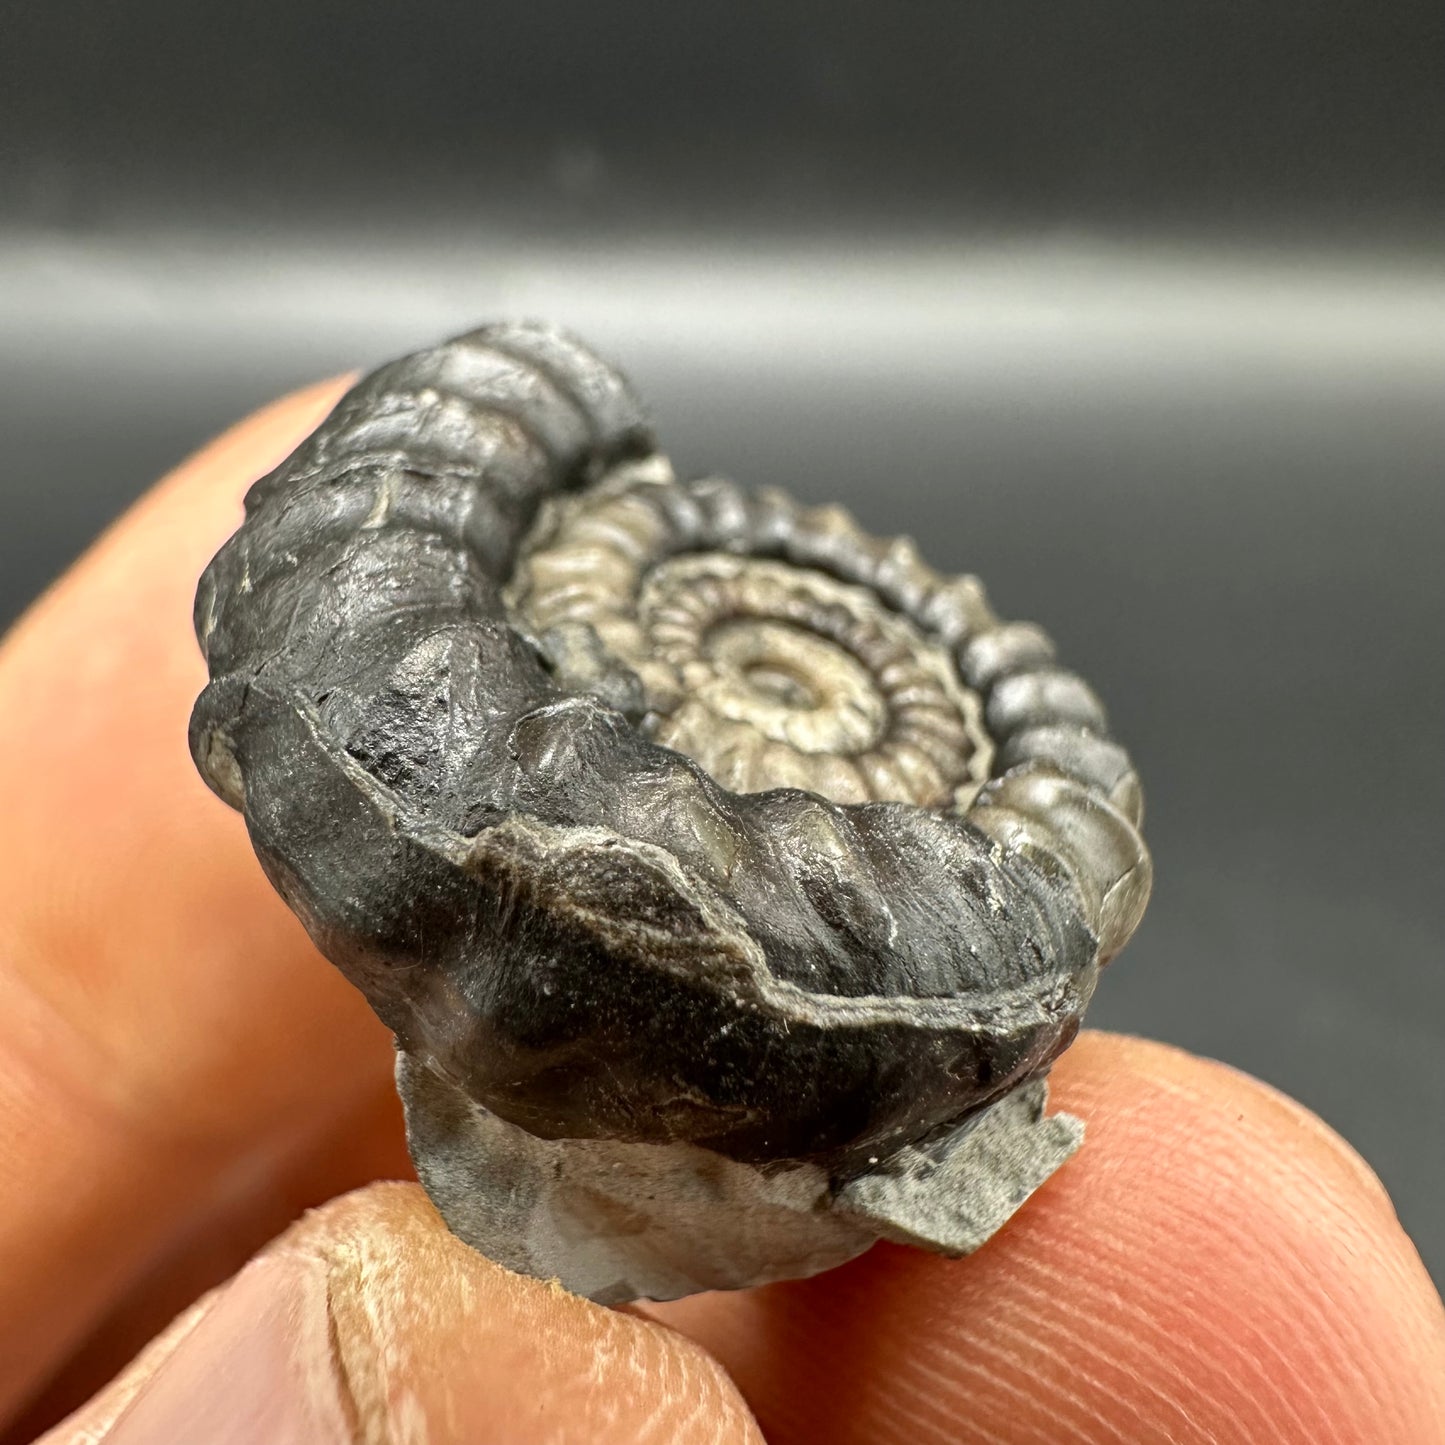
[650,1032,1445,1444]
[0,381,421,1421]
[3,1074,411,1445]
[36,1183,763,1445]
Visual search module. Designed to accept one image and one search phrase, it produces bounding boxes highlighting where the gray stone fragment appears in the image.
[400,1053,1080,1301]
[833,1078,1082,1254]
[398,1052,878,1305]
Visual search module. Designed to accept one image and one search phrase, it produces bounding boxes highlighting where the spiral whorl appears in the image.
[191,323,1151,1298]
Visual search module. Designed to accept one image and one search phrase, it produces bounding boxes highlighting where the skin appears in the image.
[0,383,1441,1444]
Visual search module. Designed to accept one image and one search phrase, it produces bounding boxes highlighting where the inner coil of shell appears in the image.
[508,478,995,809]
[189,322,1152,1174]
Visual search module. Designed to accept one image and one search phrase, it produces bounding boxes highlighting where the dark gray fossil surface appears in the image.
[190,323,1151,1301]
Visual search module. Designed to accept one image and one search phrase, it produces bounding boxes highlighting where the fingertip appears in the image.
[305,1185,764,1444]
[42,1184,764,1445]
[1015,1032,1445,1442]
[1054,1030,1402,1229]
[656,1032,1445,1444]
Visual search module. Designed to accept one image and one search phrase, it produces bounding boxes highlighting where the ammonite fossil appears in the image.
[190,324,1151,1303]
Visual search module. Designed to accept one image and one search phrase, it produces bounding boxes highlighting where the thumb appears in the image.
[38,1183,762,1445]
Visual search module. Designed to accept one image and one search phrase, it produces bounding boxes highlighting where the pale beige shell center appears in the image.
[644,560,890,756]
[646,557,992,806]
[692,616,885,752]
[511,491,994,808]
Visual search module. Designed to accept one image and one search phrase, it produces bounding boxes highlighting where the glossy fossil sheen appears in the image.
[190,323,1151,1296]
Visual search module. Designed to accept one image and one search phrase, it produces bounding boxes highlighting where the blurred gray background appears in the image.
[3,3,1442,1282]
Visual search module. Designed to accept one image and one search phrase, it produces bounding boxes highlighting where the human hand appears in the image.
[2,384,1442,1443]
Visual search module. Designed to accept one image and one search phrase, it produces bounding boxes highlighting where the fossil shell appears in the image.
[190,323,1151,1298]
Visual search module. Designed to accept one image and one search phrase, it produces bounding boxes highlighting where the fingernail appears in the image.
[97,1254,354,1445]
